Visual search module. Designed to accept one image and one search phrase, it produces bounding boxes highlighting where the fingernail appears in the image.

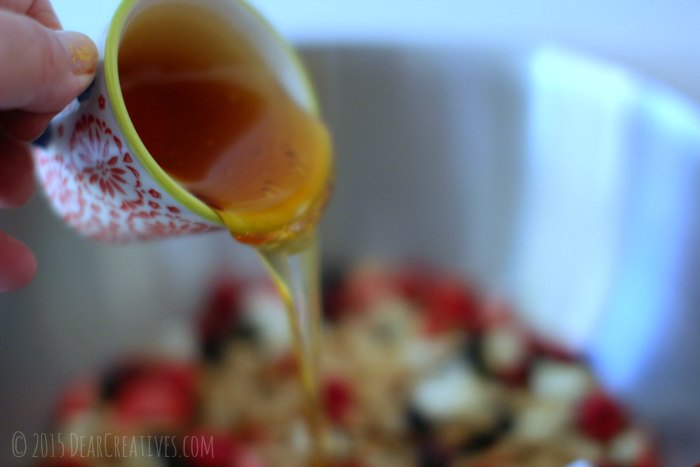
[57,31,98,75]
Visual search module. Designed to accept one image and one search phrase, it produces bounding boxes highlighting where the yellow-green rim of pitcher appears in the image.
[104,0,320,226]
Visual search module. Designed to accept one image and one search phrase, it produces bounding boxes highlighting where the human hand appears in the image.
[0,0,97,292]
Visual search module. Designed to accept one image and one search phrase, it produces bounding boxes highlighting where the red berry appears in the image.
[112,362,197,430]
[479,297,519,329]
[423,277,480,334]
[188,432,237,467]
[634,450,662,467]
[494,361,531,386]
[339,266,398,312]
[324,377,354,425]
[576,391,628,442]
[54,376,98,423]
[529,336,579,363]
[394,263,437,304]
[198,277,245,345]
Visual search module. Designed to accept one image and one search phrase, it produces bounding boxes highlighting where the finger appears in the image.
[0,0,61,29]
[0,10,97,113]
[0,110,53,142]
[26,0,61,29]
[0,230,37,292]
[0,133,34,207]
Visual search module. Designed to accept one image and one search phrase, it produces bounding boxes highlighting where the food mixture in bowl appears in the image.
[43,262,659,467]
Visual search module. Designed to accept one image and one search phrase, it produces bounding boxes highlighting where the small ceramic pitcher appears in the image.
[33,0,317,242]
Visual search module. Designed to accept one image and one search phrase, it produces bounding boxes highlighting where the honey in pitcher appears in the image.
[118,1,332,247]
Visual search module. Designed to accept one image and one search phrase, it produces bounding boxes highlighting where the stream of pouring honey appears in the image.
[119,3,332,465]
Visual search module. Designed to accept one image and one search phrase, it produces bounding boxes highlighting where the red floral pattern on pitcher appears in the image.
[35,113,219,242]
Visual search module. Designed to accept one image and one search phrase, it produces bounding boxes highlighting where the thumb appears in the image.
[0,9,98,113]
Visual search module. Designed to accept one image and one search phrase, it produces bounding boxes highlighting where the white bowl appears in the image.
[2,43,700,465]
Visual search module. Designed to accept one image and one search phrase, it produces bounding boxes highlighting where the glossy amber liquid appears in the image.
[119,3,331,465]
[119,1,332,247]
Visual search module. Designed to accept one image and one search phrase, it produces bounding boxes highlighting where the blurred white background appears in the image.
[54,0,700,105]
